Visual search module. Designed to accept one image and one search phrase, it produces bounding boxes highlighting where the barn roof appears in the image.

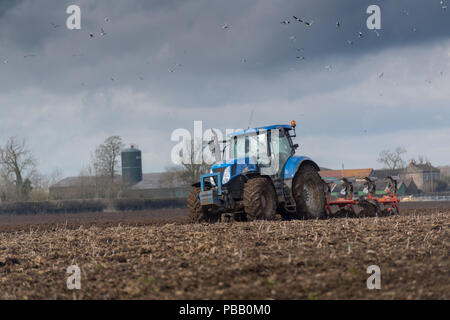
[406,162,440,173]
[129,173,185,190]
[372,168,404,179]
[51,176,99,188]
[51,173,185,190]
[319,168,373,179]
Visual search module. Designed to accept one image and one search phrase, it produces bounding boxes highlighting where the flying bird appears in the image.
[336,21,341,28]
[358,32,364,38]
[222,24,230,30]
[293,15,313,27]
[89,33,95,38]
[296,56,305,60]
[280,20,290,25]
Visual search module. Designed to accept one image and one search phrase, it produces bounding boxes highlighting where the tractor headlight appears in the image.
[222,166,231,184]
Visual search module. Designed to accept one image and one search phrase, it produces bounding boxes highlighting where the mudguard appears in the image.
[283,156,320,179]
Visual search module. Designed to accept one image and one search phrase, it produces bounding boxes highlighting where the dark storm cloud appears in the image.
[1,1,448,78]
[0,0,21,18]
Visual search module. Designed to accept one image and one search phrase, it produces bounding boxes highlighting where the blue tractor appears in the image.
[187,121,326,222]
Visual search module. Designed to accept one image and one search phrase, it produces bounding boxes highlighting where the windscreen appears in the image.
[232,132,270,165]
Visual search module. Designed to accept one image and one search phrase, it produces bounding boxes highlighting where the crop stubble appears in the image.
[0,202,448,299]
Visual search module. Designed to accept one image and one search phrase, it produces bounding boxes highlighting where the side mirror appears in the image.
[293,144,299,150]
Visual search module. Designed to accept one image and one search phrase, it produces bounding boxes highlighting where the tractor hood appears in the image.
[211,157,259,183]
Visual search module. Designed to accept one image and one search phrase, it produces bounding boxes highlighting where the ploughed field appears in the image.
[0,202,448,299]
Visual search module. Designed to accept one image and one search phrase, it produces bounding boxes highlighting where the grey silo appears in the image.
[121,145,143,185]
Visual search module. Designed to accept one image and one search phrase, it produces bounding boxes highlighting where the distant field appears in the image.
[0,202,448,299]
[0,201,448,230]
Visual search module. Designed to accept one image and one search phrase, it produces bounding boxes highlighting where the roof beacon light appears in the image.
[290,120,297,138]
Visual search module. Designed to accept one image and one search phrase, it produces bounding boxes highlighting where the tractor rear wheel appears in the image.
[292,165,326,219]
[187,187,220,223]
[243,177,277,221]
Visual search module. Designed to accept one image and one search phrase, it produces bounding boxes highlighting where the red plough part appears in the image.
[323,176,400,218]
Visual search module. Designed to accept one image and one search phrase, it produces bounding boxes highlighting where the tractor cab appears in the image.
[228,123,298,178]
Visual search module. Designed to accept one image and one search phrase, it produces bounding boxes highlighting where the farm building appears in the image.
[320,167,420,196]
[403,161,441,192]
[397,178,420,196]
[49,173,189,200]
[320,161,441,194]
[121,173,190,199]
[50,146,190,200]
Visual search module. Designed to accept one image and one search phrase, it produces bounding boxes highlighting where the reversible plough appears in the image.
[323,176,400,217]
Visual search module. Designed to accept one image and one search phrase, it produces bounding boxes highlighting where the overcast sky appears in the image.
[0,0,449,177]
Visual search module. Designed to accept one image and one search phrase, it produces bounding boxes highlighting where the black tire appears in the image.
[292,165,326,219]
[243,177,277,221]
[278,205,296,220]
[187,187,220,223]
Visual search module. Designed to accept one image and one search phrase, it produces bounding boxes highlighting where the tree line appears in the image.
[0,135,127,202]
[2,136,447,204]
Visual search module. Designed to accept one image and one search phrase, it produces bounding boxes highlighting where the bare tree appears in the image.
[29,168,65,201]
[377,147,407,170]
[161,139,212,186]
[93,136,124,182]
[0,137,37,201]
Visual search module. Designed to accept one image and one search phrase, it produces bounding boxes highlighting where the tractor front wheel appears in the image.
[292,165,326,219]
[187,187,220,223]
[243,177,277,221]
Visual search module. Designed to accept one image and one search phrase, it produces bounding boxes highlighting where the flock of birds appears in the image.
[1,4,448,85]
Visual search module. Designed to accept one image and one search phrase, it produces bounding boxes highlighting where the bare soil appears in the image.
[0,202,448,300]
